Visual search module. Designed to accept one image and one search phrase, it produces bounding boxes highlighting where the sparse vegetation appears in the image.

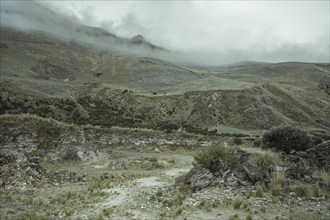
[262,125,311,153]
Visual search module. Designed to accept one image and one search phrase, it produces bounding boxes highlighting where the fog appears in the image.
[1,1,329,65]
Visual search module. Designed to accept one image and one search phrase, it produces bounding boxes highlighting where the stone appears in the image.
[190,168,214,191]
[226,174,238,187]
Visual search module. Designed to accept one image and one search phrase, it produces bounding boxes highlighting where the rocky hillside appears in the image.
[1,26,329,136]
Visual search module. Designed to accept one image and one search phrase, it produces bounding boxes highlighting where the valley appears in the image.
[0,2,330,219]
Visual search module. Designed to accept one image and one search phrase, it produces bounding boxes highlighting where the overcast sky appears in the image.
[30,1,330,64]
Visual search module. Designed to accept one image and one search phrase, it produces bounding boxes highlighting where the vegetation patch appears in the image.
[262,125,311,153]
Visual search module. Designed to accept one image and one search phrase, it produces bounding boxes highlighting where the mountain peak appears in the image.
[131,35,145,42]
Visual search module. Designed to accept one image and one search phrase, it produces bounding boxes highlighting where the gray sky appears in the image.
[5,1,330,64]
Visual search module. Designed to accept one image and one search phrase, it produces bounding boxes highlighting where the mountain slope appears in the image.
[0,23,329,136]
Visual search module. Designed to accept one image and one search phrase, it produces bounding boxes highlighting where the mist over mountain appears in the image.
[0,1,170,60]
[1,1,329,65]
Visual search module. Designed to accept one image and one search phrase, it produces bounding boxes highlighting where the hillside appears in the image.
[1,27,329,136]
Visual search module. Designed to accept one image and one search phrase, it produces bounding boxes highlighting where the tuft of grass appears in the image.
[194,146,239,172]
[312,184,324,197]
[292,184,310,197]
[271,172,285,196]
[245,189,252,199]
[249,151,282,173]
[198,199,206,208]
[228,213,239,220]
[162,193,186,208]
[289,198,297,205]
[260,206,266,213]
[313,170,330,187]
[178,182,190,192]
[256,185,264,197]
[271,183,281,196]
[233,198,244,209]
[246,214,253,220]
[175,208,183,216]
[155,188,163,197]
[102,208,113,217]
[95,215,104,220]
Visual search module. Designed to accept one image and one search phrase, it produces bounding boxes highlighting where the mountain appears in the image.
[0,2,329,137]
[0,1,167,56]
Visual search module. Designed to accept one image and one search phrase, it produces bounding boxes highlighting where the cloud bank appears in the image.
[2,1,329,65]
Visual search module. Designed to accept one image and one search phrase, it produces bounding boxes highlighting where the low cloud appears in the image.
[1,1,329,65]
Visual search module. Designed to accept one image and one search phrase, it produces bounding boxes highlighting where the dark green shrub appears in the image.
[194,146,239,172]
[262,125,311,153]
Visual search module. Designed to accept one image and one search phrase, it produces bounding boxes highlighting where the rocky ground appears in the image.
[0,115,329,220]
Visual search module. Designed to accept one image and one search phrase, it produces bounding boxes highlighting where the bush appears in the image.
[262,125,311,153]
[194,146,238,172]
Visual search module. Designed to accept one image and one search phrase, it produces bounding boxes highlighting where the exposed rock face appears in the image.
[285,141,330,180]
[0,154,85,191]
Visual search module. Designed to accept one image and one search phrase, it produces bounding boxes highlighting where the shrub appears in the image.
[262,125,311,153]
[194,146,239,172]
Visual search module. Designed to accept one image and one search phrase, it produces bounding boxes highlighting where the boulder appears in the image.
[190,168,214,191]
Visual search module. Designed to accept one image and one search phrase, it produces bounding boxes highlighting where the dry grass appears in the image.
[313,170,330,187]
[272,172,286,186]
[271,171,286,196]
[233,198,244,209]
[256,185,264,197]
[292,184,310,197]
